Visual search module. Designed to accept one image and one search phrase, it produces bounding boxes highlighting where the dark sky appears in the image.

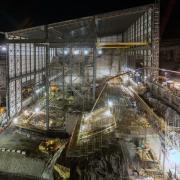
[0,0,179,39]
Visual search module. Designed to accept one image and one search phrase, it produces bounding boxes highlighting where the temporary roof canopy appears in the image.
[7,4,153,46]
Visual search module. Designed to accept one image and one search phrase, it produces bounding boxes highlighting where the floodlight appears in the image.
[104,110,111,117]
[84,49,89,55]
[1,46,7,51]
[108,100,113,107]
[74,50,80,55]
[24,110,29,116]
[13,117,18,124]
[35,107,40,113]
[64,50,68,55]
[97,49,102,55]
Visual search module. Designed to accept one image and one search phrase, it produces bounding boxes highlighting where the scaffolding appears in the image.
[2,4,159,131]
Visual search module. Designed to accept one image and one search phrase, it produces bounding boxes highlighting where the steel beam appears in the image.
[6,39,95,45]
[9,68,45,82]
[96,41,148,48]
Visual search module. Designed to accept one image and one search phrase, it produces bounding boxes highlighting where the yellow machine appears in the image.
[50,84,59,92]
[54,163,70,179]
[39,138,62,154]
[0,107,6,113]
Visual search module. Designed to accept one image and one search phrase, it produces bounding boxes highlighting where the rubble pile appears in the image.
[71,143,127,180]
[146,97,180,126]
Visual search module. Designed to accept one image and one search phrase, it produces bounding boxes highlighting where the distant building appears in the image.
[160,39,180,71]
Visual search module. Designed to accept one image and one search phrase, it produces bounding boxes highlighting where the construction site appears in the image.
[0,2,180,180]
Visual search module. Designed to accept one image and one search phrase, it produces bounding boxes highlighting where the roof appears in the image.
[6,4,154,45]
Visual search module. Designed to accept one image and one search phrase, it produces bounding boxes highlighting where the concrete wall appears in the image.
[57,48,125,85]
[96,49,121,79]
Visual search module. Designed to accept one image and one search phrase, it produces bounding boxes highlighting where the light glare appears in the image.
[84,50,89,55]
[169,149,180,165]
[1,46,7,51]
[64,50,68,55]
[35,107,40,113]
[104,110,111,117]
[98,49,102,55]
[13,118,18,124]
[24,110,29,116]
[108,100,113,107]
[74,50,80,55]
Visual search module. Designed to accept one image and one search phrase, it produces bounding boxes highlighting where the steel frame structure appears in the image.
[3,4,159,129]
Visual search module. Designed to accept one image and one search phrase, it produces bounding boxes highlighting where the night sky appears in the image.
[0,0,179,39]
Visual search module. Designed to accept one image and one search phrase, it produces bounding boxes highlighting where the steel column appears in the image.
[92,46,96,101]
[70,47,73,87]
[45,26,49,130]
[6,44,10,120]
